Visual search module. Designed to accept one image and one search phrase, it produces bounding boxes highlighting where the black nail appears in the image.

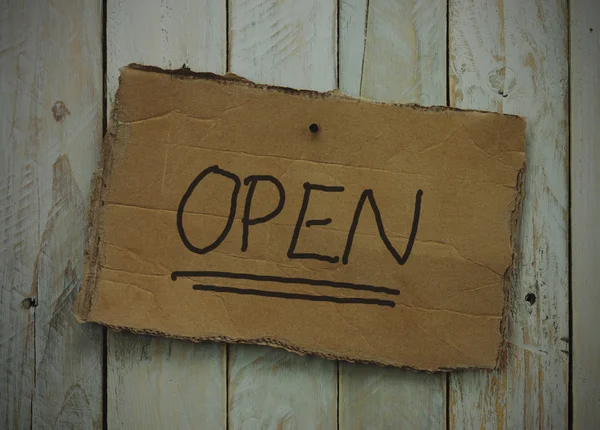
[309,123,319,133]
[22,297,37,309]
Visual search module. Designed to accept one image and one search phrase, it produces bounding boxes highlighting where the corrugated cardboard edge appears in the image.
[74,64,527,371]
[122,63,526,118]
[498,163,526,368]
[73,78,123,323]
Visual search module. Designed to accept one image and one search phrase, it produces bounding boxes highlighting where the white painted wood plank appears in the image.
[33,155,104,430]
[107,0,226,108]
[359,0,447,105]
[571,0,600,427]
[228,0,337,91]
[338,0,368,97]
[107,333,225,430]
[0,2,36,420]
[448,1,569,428]
[227,1,338,428]
[340,365,445,429]
[228,345,337,429]
[106,1,227,429]
[1,1,103,428]
[338,1,447,428]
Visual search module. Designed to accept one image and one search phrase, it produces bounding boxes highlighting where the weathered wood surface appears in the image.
[107,332,225,429]
[106,0,226,109]
[571,0,600,427]
[0,1,103,429]
[106,1,227,429]
[228,345,337,430]
[2,1,582,428]
[338,0,447,428]
[448,0,569,428]
[227,1,338,428]
[229,0,337,92]
[354,0,447,104]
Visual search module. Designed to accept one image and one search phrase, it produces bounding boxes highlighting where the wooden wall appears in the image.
[1,0,597,428]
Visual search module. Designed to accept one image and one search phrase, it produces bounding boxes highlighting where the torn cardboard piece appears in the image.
[75,65,526,371]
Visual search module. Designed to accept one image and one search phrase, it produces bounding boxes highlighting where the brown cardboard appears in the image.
[75,65,525,371]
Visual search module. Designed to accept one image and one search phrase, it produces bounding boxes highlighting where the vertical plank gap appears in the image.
[30,300,36,430]
[445,373,449,430]
[445,8,451,429]
[336,360,340,430]
[445,0,450,107]
[102,329,107,430]
[225,344,230,430]
[221,4,231,428]
[101,2,108,429]
[102,0,107,139]
[567,1,573,428]
[336,0,340,89]
[335,2,340,421]
[226,0,230,73]
[358,0,370,96]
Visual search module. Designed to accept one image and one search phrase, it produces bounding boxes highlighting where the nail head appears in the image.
[22,297,37,310]
[525,293,536,305]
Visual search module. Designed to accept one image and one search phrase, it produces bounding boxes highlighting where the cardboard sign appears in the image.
[75,65,525,370]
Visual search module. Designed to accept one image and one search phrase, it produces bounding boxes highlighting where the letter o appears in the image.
[177,165,241,254]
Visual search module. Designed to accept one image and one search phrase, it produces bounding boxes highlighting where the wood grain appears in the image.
[227,1,338,428]
[448,0,569,428]
[571,0,600,427]
[338,0,368,97]
[338,1,447,428]
[340,364,445,429]
[359,0,447,105]
[106,1,227,428]
[106,0,226,110]
[228,0,337,91]
[228,345,337,429]
[107,333,225,429]
[0,1,103,429]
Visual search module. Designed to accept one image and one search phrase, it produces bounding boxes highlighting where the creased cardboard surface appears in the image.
[75,65,526,371]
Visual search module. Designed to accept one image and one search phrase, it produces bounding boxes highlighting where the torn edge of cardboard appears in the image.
[74,64,527,371]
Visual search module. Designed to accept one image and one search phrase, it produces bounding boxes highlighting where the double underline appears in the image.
[171,271,398,308]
